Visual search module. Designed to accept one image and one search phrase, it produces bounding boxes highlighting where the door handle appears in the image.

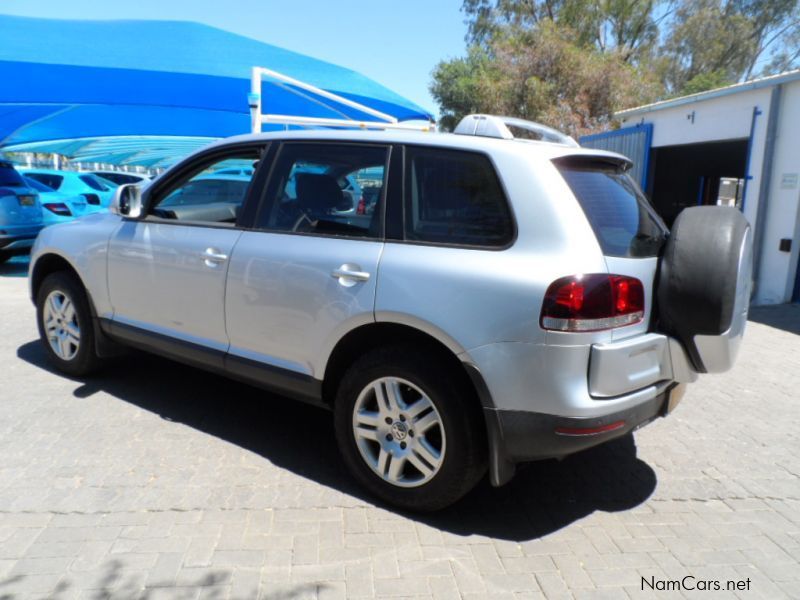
[203,247,228,267]
[331,265,370,283]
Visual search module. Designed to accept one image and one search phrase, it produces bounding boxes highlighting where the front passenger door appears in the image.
[107,150,262,362]
[224,142,390,382]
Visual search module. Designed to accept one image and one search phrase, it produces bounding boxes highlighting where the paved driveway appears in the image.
[1,256,798,599]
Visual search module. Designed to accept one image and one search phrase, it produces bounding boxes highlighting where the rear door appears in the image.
[106,147,264,364]
[224,142,389,385]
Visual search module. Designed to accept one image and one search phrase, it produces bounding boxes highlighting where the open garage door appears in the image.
[649,140,748,227]
[580,123,653,188]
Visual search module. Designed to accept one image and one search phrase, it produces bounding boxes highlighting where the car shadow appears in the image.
[749,303,800,335]
[16,340,657,542]
[0,254,29,278]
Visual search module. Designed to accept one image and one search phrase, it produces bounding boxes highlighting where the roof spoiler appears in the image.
[454,114,579,147]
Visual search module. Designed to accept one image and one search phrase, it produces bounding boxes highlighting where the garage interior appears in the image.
[646,139,749,226]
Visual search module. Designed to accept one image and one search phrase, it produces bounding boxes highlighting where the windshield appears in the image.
[555,158,668,258]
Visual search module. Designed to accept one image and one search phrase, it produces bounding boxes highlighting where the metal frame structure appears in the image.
[249,67,435,133]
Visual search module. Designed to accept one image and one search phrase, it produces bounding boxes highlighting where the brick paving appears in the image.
[1,256,798,599]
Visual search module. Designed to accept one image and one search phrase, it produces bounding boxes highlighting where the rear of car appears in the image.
[460,144,748,485]
[0,161,43,261]
[23,176,88,225]
[24,170,113,211]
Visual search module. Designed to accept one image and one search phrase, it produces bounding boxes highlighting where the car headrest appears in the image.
[296,173,343,212]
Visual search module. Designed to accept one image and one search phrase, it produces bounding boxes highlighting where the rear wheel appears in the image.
[36,271,103,376]
[334,346,486,511]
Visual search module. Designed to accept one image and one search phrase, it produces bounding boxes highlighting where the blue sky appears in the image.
[0,0,468,116]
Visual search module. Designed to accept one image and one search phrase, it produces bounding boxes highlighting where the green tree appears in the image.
[433,0,800,129]
[431,21,661,136]
[660,0,800,94]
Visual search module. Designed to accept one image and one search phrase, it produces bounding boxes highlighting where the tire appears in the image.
[36,271,103,376]
[0,252,9,265]
[656,206,752,372]
[334,346,486,511]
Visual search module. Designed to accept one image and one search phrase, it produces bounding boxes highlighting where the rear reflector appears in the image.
[540,274,644,332]
[555,420,626,436]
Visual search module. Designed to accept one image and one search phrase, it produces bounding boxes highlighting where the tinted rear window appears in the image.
[79,174,110,191]
[556,159,667,258]
[27,173,63,190]
[405,146,513,247]
[0,165,25,187]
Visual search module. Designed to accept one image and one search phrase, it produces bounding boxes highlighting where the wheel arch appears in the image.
[30,253,93,313]
[321,321,487,411]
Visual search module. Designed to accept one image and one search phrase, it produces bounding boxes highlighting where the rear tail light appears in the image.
[540,274,644,332]
[43,202,72,216]
[356,195,366,215]
[82,193,100,205]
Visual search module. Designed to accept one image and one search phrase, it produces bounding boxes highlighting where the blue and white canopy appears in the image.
[0,15,432,167]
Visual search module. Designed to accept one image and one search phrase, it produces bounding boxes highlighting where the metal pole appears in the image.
[250,67,262,134]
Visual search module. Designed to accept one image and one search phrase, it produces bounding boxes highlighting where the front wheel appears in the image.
[334,346,486,511]
[36,271,103,376]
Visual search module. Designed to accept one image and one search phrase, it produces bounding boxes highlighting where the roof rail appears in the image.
[249,67,434,133]
[454,114,578,147]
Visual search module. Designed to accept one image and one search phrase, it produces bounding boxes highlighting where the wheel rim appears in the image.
[43,290,80,361]
[352,376,446,488]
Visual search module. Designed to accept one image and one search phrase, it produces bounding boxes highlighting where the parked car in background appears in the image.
[0,161,43,264]
[90,170,150,186]
[22,169,114,209]
[152,173,250,223]
[212,167,254,178]
[23,176,92,225]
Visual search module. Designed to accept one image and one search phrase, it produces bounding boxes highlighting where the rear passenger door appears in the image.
[224,142,389,388]
[375,145,521,351]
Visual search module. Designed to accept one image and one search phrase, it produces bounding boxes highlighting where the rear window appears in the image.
[0,165,25,187]
[23,176,54,192]
[556,158,667,258]
[405,146,513,247]
[79,174,111,191]
[27,173,64,190]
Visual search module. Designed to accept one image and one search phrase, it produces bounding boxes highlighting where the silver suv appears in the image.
[29,115,752,511]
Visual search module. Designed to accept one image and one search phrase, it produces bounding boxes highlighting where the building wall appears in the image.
[619,84,800,305]
[760,80,800,304]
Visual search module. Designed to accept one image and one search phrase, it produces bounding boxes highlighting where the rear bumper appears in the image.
[484,385,682,486]
[0,227,42,252]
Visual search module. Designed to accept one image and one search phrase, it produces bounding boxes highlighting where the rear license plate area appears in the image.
[18,195,35,206]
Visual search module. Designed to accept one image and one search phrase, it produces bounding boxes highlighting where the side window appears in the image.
[258,143,388,238]
[404,146,513,247]
[149,154,258,225]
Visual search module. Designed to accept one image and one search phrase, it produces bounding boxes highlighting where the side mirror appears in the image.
[110,184,144,218]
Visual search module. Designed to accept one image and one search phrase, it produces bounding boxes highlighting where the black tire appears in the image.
[656,206,752,372]
[334,345,486,511]
[36,271,103,376]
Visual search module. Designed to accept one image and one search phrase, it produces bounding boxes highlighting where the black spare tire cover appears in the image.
[657,206,752,373]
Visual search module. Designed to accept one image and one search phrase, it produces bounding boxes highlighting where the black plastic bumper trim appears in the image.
[485,392,668,487]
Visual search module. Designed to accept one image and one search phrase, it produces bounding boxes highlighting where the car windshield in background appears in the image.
[555,158,668,258]
[79,174,111,191]
[0,165,25,187]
